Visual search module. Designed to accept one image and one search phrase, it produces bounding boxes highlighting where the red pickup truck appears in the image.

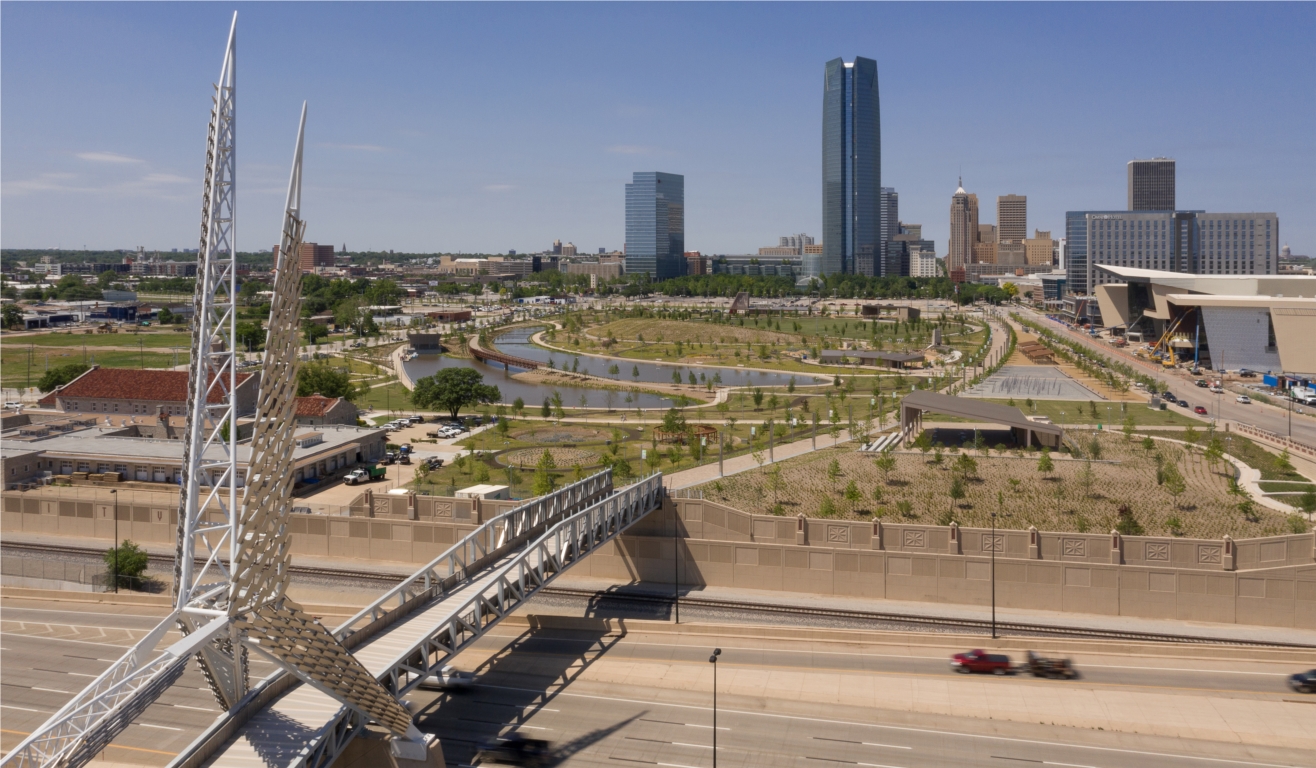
[951,649,1013,675]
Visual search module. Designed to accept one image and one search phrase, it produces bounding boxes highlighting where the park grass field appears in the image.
[694,430,1305,538]
[8,329,193,348]
[1,345,186,388]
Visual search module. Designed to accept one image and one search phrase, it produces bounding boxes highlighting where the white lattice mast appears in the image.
[173,10,245,708]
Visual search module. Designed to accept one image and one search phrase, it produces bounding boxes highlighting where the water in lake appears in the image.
[400,326,826,409]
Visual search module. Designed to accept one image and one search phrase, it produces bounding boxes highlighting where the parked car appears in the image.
[3,401,22,409]
[474,735,550,767]
[950,650,1012,675]
[1288,669,1316,693]
[1194,406,1208,415]
[1236,395,1252,404]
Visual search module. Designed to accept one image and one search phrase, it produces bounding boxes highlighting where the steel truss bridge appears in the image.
[1,13,666,768]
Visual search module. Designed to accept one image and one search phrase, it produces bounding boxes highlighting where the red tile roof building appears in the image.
[36,367,260,417]
[294,394,359,426]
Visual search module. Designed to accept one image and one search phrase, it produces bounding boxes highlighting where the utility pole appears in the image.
[708,648,721,768]
[718,431,724,477]
[111,490,119,594]
[990,510,997,639]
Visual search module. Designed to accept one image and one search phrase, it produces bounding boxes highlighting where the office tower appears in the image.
[779,234,815,249]
[1067,209,1278,294]
[1128,158,1175,210]
[624,172,686,280]
[900,223,922,240]
[274,242,334,273]
[888,233,936,277]
[948,180,976,271]
[822,56,881,277]
[880,188,898,276]
[1024,229,1057,266]
[552,239,563,255]
[973,224,997,264]
[997,195,1027,244]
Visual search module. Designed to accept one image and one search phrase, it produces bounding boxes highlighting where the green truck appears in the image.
[344,465,387,485]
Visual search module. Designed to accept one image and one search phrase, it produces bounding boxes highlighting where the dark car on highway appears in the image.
[951,650,1012,675]
[1288,670,1316,693]
[474,734,550,766]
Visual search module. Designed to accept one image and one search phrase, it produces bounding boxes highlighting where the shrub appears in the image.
[104,540,150,589]
[1285,515,1310,534]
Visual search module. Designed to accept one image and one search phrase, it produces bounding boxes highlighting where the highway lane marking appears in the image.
[806,758,907,768]
[0,606,168,620]
[0,632,132,648]
[63,653,118,662]
[469,699,559,712]
[483,633,1299,675]
[32,687,71,694]
[481,684,1306,768]
[0,705,48,713]
[168,704,216,712]
[483,649,1286,697]
[640,718,728,730]
[0,728,178,757]
[136,723,182,731]
[814,737,911,750]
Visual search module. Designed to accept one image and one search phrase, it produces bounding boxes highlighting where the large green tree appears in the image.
[412,368,501,420]
[38,362,90,393]
[296,361,360,400]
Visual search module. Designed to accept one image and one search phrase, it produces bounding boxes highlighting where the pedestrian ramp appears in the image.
[171,471,663,768]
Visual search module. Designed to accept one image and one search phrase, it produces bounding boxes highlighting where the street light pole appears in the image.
[110,489,119,594]
[673,506,680,624]
[990,510,996,640]
[708,648,721,767]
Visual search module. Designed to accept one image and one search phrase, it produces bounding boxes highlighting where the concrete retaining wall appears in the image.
[5,492,1314,629]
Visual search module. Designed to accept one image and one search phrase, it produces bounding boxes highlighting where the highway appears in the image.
[1010,307,1316,446]
[3,597,1313,767]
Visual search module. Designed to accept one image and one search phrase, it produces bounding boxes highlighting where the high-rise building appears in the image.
[1128,158,1176,210]
[1066,209,1278,295]
[973,224,997,264]
[561,242,578,257]
[997,195,1027,244]
[899,223,922,240]
[552,239,563,255]
[948,180,976,271]
[1024,230,1057,266]
[822,57,880,277]
[880,188,898,276]
[624,172,686,280]
[274,242,334,273]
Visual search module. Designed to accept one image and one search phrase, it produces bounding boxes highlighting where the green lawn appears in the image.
[10,330,193,348]
[1,345,186,388]
[355,382,412,413]
[968,399,1200,427]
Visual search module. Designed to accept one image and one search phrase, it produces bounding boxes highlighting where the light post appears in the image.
[110,489,119,594]
[990,510,996,639]
[708,648,721,767]
[673,506,681,624]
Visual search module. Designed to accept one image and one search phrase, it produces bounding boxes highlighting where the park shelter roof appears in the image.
[900,390,1064,437]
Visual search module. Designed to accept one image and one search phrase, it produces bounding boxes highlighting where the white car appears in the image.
[418,665,474,691]
[1236,395,1251,404]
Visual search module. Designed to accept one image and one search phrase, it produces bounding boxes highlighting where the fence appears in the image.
[1,556,108,591]
[1233,423,1316,460]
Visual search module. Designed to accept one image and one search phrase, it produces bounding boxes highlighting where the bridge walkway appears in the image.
[176,472,663,768]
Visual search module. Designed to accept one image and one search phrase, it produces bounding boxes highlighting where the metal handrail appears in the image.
[332,470,612,642]
[294,474,664,768]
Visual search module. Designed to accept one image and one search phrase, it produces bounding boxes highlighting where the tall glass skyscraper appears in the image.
[822,57,880,277]
[624,172,685,280]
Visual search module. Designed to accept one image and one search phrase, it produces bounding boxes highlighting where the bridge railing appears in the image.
[333,470,613,646]
[295,473,664,768]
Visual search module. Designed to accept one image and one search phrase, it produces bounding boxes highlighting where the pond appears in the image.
[401,327,827,410]
[493,327,827,388]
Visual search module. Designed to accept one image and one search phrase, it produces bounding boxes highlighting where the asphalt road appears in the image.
[3,598,1311,768]
[1011,307,1316,446]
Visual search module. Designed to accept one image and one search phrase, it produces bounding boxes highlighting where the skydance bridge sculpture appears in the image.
[3,14,664,768]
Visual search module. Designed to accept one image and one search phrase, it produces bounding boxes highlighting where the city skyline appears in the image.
[1,2,1312,257]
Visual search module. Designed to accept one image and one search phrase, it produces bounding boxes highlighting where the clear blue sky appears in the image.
[3,2,1313,257]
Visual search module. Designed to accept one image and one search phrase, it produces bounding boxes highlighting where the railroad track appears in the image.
[6,541,1313,649]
